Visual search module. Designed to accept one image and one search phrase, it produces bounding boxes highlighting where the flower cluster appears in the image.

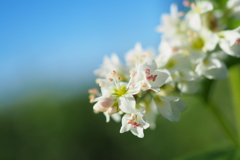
[89,0,240,138]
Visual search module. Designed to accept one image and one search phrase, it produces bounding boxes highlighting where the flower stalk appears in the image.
[229,65,240,147]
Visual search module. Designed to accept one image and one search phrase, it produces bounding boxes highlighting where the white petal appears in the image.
[204,32,219,51]
[111,113,121,122]
[120,124,131,133]
[222,30,240,46]
[195,59,228,79]
[120,114,131,133]
[103,112,110,123]
[197,1,213,13]
[150,70,170,89]
[189,50,206,64]
[188,13,201,31]
[93,98,115,112]
[141,60,157,75]
[178,81,198,93]
[156,97,172,118]
[220,39,240,57]
[131,127,144,138]
[127,81,142,95]
[118,96,137,114]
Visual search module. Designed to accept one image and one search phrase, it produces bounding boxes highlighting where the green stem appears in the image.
[229,65,240,147]
[207,102,239,148]
[203,80,239,148]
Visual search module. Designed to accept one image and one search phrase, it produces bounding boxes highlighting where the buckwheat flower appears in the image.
[227,0,240,19]
[172,69,201,93]
[195,58,228,79]
[135,60,170,92]
[157,4,185,38]
[186,1,214,31]
[185,28,219,63]
[92,86,116,113]
[120,108,150,138]
[94,54,128,79]
[156,40,192,73]
[152,95,186,122]
[218,27,240,57]
[210,51,227,61]
[125,43,155,68]
[95,71,142,114]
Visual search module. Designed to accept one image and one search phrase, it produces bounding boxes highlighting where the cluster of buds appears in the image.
[89,0,240,138]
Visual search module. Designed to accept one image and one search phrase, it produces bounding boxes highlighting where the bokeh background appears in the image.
[0,0,238,159]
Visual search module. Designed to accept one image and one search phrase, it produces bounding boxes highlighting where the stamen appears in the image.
[128,117,135,124]
[129,84,135,88]
[191,3,196,8]
[147,75,153,81]
[112,70,117,76]
[117,76,121,81]
[183,0,190,7]
[188,37,193,42]
[172,47,179,52]
[88,88,98,94]
[89,95,95,103]
[178,12,185,17]
[186,30,192,36]
[193,32,198,37]
[130,72,136,78]
[127,117,141,128]
[152,75,158,82]
[142,83,147,87]
[235,39,240,45]
[133,122,141,128]
[145,69,151,75]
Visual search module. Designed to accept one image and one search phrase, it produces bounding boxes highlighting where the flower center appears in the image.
[191,37,205,50]
[113,85,128,97]
[165,58,176,69]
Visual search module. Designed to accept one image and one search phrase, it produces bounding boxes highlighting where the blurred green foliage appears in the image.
[0,77,238,160]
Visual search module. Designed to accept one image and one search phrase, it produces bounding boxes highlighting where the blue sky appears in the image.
[0,0,183,102]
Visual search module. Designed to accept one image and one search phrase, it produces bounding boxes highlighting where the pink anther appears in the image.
[236,39,240,45]
[129,84,135,89]
[152,75,158,82]
[128,117,135,124]
[112,70,117,75]
[183,0,190,7]
[145,69,151,75]
[147,75,153,81]
[130,72,136,78]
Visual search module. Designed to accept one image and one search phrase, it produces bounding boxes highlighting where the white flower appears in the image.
[125,43,155,68]
[186,1,214,31]
[218,27,240,57]
[153,95,186,122]
[184,29,219,63]
[135,60,170,92]
[94,54,128,79]
[120,110,150,138]
[95,72,142,114]
[172,69,201,93]
[157,4,185,38]
[195,58,228,79]
[227,0,240,19]
[93,85,116,113]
